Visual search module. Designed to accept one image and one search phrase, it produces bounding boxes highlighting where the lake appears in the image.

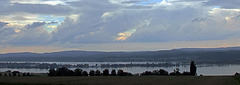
[0,62,239,76]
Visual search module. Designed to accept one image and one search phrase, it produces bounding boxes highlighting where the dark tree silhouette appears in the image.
[48,68,56,76]
[142,71,152,76]
[12,71,20,76]
[169,72,176,76]
[141,69,169,76]
[111,69,116,76]
[0,73,2,76]
[83,71,88,76]
[152,70,159,75]
[103,69,109,76]
[74,68,83,76]
[48,68,86,76]
[117,69,124,76]
[23,73,26,76]
[190,61,197,76]
[96,70,101,76]
[159,69,168,75]
[123,72,133,76]
[8,73,12,76]
[182,71,191,75]
[56,67,69,76]
[17,73,20,76]
[175,68,181,75]
[235,72,240,76]
[68,70,74,76]
[27,72,30,76]
[169,68,181,76]
[6,70,11,72]
[89,70,95,76]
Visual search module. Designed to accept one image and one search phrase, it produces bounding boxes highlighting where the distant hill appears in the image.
[173,46,240,51]
[1,46,240,64]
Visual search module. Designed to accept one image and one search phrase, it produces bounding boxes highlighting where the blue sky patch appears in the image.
[38,15,65,32]
[135,0,163,5]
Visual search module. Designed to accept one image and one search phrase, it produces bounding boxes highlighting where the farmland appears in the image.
[0,76,239,85]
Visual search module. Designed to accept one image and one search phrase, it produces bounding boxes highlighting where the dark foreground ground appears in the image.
[0,76,240,85]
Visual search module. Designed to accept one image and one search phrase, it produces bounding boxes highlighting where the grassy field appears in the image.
[0,76,239,85]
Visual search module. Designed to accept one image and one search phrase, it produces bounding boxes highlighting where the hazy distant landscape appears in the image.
[1,47,240,64]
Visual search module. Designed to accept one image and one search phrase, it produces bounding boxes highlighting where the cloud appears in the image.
[52,0,121,43]
[67,0,119,10]
[25,22,46,29]
[204,0,240,9]
[7,27,51,45]
[121,0,143,4]
[10,0,65,5]
[191,18,206,22]
[1,0,240,52]
[0,21,54,45]
[0,23,17,44]
[115,29,137,41]
[0,21,8,28]
[0,0,10,6]
[11,16,29,21]
[45,0,240,44]
[24,21,60,33]
[0,1,73,15]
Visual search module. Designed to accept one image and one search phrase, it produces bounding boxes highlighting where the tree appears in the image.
[190,61,197,76]
[67,70,74,76]
[175,68,181,75]
[12,71,20,76]
[111,69,116,76]
[96,70,101,76]
[74,68,83,76]
[103,69,109,76]
[117,69,124,76]
[27,72,30,76]
[6,70,11,72]
[89,70,95,76]
[83,71,88,76]
[23,73,26,76]
[48,68,56,76]
[56,67,70,76]
[182,71,191,75]
[170,68,181,76]
[159,69,168,75]
[17,73,21,76]
[123,72,133,76]
[9,73,12,76]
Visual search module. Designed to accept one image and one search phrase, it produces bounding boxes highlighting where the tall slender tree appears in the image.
[190,61,197,76]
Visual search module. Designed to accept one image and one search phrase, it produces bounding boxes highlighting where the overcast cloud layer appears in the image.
[0,0,240,53]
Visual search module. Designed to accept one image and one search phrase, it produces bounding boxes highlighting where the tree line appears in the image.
[141,61,197,76]
[48,61,197,76]
[0,70,31,76]
[48,68,133,76]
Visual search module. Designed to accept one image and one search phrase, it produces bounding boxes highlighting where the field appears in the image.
[0,76,240,85]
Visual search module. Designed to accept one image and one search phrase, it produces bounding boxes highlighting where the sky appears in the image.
[0,0,240,53]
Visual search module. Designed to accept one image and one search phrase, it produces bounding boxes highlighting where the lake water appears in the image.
[0,62,240,76]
